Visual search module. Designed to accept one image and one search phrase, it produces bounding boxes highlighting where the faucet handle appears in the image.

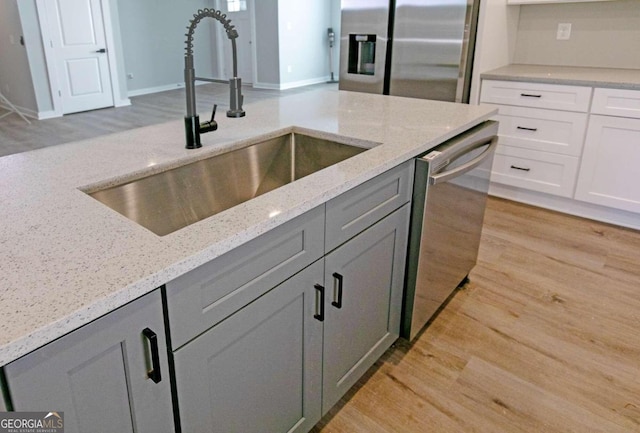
[199,103,218,134]
[209,104,217,122]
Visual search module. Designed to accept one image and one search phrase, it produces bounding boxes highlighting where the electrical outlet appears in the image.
[557,23,572,40]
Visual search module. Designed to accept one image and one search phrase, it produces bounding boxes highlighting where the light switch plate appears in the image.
[557,23,572,40]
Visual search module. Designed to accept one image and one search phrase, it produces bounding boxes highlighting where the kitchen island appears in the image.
[0,89,494,431]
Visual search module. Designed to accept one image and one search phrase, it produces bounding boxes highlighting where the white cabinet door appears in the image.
[42,0,114,114]
[575,115,640,213]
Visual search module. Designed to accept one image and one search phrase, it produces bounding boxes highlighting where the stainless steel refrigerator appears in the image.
[338,0,480,103]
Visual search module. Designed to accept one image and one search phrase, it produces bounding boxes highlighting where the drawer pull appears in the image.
[314,284,325,322]
[510,165,531,172]
[521,93,542,98]
[142,328,162,383]
[331,272,343,309]
[516,126,538,132]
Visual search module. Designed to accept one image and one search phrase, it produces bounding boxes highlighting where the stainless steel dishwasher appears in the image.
[402,120,498,341]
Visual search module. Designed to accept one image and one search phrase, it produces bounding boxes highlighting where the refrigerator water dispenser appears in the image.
[348,34,376,75]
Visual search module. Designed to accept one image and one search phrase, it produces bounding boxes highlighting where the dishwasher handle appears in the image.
[428,137,497,185]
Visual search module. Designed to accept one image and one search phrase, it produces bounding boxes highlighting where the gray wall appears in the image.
[254,0,280,87]
[0,0,38,115]
[330,0,341,81]
[117,0,219,95]
[277,0,332,88]
[514,0,640,69]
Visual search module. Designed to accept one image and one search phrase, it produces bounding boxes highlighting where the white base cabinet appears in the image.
[482,79,640,229]
[575,115,640,213]
[2,290,174,433]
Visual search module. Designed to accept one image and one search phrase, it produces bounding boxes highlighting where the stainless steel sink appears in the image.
[88,132,367,236]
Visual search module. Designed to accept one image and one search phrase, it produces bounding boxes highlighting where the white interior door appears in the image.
[45,0,114,114]
[216,0,254,84]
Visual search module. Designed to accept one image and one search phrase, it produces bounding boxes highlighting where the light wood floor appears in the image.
[313,197,640,433]
[0,82,338,157]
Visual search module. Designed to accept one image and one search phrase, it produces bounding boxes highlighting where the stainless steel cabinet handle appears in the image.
[142,328,162,383]
[517,126,538,132]
[314,284,325,322]
[510,165,531,172]
[331,272,343,309]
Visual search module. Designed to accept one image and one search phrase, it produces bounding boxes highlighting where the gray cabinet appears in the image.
[173,260,324,433]
[167,163,413,432]
[2,290,174,433]
[322,203,410,412]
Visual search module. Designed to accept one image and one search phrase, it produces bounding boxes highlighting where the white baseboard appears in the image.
[489,182,640,231]
[253,76,331,91]
[127,83,186,98]
[114,98,131,107]
[127,81,215,98]
[37,110,58,120]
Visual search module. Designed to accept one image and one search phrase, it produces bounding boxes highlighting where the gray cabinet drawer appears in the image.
[165,205,325,350]
[325,161,412,252]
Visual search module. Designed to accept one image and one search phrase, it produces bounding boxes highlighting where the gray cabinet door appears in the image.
[3,290,174,433]
[173,260,324,433]
[322,204,410,412]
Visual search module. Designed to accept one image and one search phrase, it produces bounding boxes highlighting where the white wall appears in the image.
[0,0,39,116]
[469,0,520,105]
[514,0,640,69]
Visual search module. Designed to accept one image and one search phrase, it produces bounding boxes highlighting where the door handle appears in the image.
[142,328,162,383]
[314,284,325,322]
[95,48,107,53]
[331,272,343,309]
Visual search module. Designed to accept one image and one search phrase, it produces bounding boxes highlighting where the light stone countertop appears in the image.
[0,89,495,366]
[481,64,640,90]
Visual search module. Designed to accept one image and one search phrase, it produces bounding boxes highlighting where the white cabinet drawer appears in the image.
[491,145,580,197]
[591,88,640,119]
[481,80,591,112]
[495,105,588,156]
[575,115,640,213]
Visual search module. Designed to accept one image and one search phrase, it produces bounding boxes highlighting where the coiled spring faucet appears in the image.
[184,8,245,149]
